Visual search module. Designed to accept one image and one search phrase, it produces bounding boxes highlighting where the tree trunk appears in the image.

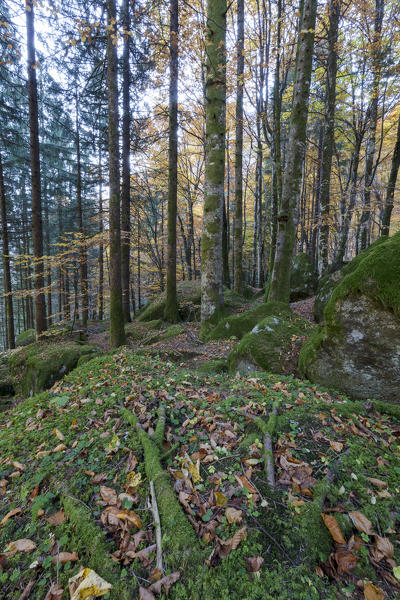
[26,0,47,335]
[164,0,180,322]
[268,0,317,303]
[121,0,131,323]
[234,0,244,295]
[107,0,126,347]
[98,151,104,321]
[359,0,384,251]
[75,95,89,328]
[318,0,340,273]
[381,112,400,236]
[0,152,15,349]
[270,0,282,274]
[201,0,226,324]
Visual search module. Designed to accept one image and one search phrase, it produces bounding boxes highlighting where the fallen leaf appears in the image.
[214,492,227,507]
[225,507,243,524]
[44,583,64,600]
[364,582,385,600]
[348,511,374,536]
[53,444,67,453]
[321,514,346,544]
[374,535,394,559]
[0,507,21,526]
[139,587,156,600]
[68,567,112,599]
[46,511,65,526]
[366,478,388,488]
[6,538,37,555]
[149,571,180,595]
[12,461,25,470]
[329,441,343,452]
[246,556,264,573]
[115,510,142,529]
[99,486,118,505]
[53,428,65,441]
[52,551,79,564]
[335,549,358,574]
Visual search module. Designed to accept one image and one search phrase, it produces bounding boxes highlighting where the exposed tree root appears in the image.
[121,405,202,569]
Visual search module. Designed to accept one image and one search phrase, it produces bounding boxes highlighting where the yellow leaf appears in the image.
[53,428,64,441]
[214,492,227,507]
[126,471,142,490]
[364,581,385,600]
[68,568,112,599]
[115,510,142,529]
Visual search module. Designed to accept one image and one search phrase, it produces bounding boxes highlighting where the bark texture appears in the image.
[381,112,400,236]
[0,152,15,349]
[233,0,244,295]
[121,0,131,323]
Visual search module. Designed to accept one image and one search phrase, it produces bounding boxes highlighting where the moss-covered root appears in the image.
[61,496,134,600]
[253,402,279,486]
[121,407,202,568]
[152,404,166,449]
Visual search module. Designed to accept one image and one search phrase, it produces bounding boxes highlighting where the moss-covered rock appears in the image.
[300,233,400,402]
[206,302,292,341]
[15,328,35,347]
[8,341,97,397]
[125,320,163,340]
[313,269,343,322]
[0,352,14,397]
[138,281,202,322]
[289,252,318,301]
[228,311,313,375]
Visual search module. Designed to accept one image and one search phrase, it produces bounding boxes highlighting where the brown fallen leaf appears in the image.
[374,535,394,559]
[218,526,247,558]
[53,444,67,453]
[0,507,22,526]
[126,452,138,472]
[348,511,374,536]
[246,556,264,573]
[139,587,156,600]
[100,485,118,505]
[149,572,180,595]
[19,578,36,600]
[364,581,385,600]
[44,583,64,600]
[12,460,25,471]
[53,428,65,441]
[366,477,388,488]
[225,507,243,524]
[46,511,65,526]
[52,551,78,564]
[7,538,37,555]
[329,440,343,452]
[115,510,142,529]
[321,514,346,544]
[335,549,358,574]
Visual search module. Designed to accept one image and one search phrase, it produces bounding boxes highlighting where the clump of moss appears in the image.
[139,281,201,322]
[125,319,163,340]
[15,328,35,347]
[8,341,97,397]
[196,359,227,374]
[206,302,292,341]
[290,252,318,301]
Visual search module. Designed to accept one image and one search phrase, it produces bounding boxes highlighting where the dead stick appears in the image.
[264,404,278,487]
[150,480,163,573]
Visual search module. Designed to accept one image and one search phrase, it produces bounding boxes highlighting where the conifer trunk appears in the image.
[164,0,180,322]
[107,0,126,347]
[75,96,89,328]
[201,0,226,324]
[234,0,244,295]
[121,0,131,323]
[26,0,47,335]
[268,0,317,303]
[0,152,15,349]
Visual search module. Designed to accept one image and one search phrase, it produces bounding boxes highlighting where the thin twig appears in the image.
[150,480,163,573]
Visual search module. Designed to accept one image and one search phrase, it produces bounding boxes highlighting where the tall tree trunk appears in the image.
[234,0,244,295]
[381,112,400,236]
[0,152,15,349]
[222,197,230,286]
[121,0,131,322]
[268,0,317,303]
[359,0,384,251]
[201,0,226,325]
[98,151,104,321]
[318,0,340,273]
[26,0,47,335]
[165,0,180,322]
[107,0,126,347]
[75,95,89,328]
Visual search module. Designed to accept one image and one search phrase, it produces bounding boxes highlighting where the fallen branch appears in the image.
[150,480,163,573]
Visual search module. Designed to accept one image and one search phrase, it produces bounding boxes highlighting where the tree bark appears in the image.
[164,0,180,322]
[98,149,104,321]
[201,0,226,324]
[270,0,282,274]
[359,0,384,251]
[381,112,400,236]
[26,0,47,335]
[75,94,89,328]
[234,0,244,294]
[318,0,340,273]
[107,0,126,347]
[268,0,317,303]
[0,152,15,349]
[121,0,131,323]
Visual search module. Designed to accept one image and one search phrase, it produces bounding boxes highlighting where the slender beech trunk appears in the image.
[381,113,400,236]
[270,0,282,274]
[201,0,226,324]
[0,152,15,349]
[233,0,244,294]
[107,0,126,347]
[26,0,46,335]
[318,0,340,273]
[137,212,141,308]
[98,152,104,320]
[359,0,384,251]
[164,0,180,322]
[121,0,131,322]
[268,0,317,303]
[75,96,89,328]
[222,198,230,286]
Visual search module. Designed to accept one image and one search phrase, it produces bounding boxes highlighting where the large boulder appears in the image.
[8,341,97,397]
[289,253,318,301]
[228,311,313,376]
[0,352,13,397]
[138,281,202,322]
[206,301,292,341]
[313,269,343,322]
[299,233,400,402]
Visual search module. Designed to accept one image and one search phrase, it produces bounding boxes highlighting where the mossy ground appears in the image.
[1,350,399,599]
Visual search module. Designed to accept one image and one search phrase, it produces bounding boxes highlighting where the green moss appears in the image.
[206,302,292,341]
[15,328,35,347]
[298,326,324,376]
[125,319,163,340]
[228,312,312,375]
[161,324,185,340]
[139,281,202,322]
[196,359,227,374]
[8,341,97,397]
